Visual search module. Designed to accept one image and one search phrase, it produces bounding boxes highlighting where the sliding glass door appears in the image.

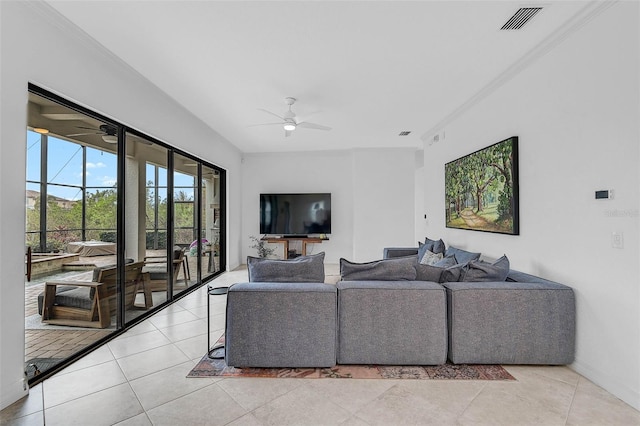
[25,85,226,384]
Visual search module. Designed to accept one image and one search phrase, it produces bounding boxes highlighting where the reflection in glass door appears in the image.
[124,131,169,320]
[173,154,198,288]
[201,165,221,281]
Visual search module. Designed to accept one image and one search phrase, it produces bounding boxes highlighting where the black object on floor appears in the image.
[25,358,63,379]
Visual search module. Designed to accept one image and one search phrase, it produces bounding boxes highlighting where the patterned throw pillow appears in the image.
[419,250,443,265]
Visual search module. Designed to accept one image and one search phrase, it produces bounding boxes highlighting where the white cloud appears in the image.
[86,162,106,169]
[101,176,117,186]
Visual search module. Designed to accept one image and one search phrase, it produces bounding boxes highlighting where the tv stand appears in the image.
[262,236,326,259]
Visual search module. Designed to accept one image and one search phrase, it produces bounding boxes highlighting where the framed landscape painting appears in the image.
[445,136,519,235]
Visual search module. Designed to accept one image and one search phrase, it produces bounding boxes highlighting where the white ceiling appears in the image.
[45,1,595,154]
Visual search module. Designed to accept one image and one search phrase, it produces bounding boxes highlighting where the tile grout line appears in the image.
[455,380,489,422]
[563,375,580,425]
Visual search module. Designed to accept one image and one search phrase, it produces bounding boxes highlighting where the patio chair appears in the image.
[41,261,150,329]
[142,246,189,293]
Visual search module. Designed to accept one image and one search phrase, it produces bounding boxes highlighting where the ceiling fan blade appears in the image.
[247,122,283,128]
[297,121,332,131]
[66,132,100,137]
[74,125,100,130]
[257,108,285,121]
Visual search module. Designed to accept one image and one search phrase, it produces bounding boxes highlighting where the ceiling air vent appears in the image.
[398,131,411,136]
[501,7,542,30]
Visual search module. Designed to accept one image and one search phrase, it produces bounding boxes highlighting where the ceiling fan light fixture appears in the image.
[102,134,118,143]
[33,127,50,134]
[283,122,296,131]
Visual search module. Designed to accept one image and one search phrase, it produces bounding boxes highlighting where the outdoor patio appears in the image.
[23,250,211,380]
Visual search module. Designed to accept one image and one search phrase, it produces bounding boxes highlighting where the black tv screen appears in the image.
[260,193,331,236]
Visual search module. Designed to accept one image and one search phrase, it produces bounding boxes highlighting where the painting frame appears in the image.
[445,136,519,235]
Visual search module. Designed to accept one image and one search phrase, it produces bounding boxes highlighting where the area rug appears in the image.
[187,336,515,381]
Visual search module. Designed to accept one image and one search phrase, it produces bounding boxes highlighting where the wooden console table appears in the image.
[262,237,326,259]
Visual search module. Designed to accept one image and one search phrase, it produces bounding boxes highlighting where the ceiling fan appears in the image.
[252,97,331,137]
[67,124,118,143]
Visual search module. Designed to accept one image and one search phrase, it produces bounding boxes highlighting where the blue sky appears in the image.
[27,131,196,201]
[27,131,117,200]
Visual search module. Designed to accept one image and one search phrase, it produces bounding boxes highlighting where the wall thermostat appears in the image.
[595,190,614,199]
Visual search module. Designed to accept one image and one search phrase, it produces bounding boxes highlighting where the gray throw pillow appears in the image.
[247,252,325,282]
[421,237,445,255]
[461,255,510,282]
[340,256,417,281]
[440,262,467,283]
[426,237,446,254]
[415,254,457,282]
[434,254,457,268]
[445,246,481,264]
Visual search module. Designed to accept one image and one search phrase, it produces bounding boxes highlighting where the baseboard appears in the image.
[571,358,640,411]
[1,378,28,411]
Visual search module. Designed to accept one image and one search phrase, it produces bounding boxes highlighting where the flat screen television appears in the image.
[260,193,331,236]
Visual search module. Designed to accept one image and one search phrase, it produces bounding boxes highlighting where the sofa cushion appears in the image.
[340,256,417,281]
[443,280,575,364]
[337,280,447,365]
[247,252,325,283]
[445,246,481,264]
[37,285,82,315]
[461,255,510,282]
[226,282,337,367]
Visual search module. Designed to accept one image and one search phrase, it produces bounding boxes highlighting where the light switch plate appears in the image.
[612,232,624,249]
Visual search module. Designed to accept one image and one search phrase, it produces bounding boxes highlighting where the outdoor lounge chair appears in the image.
[41,261,151,328]
[142,246,189,293]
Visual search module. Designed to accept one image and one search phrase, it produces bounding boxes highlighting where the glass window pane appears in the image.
[85,188,117,234]
[47,137,83,186]
[44,182,82,251]
[174,171,194,188]
[157,167,167,187]
[26,131,41,182]
[86,147,117,188]
[174,203,194,228]
[146,188,156,229]
[146,163,156,186]
[201,166,220,280]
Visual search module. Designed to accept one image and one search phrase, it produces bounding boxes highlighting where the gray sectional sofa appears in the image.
[224,244,575,368]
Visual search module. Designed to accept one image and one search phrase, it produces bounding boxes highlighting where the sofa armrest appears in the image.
[383,247,418,259]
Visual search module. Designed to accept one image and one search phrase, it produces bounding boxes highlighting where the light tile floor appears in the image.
[3,266,640,426]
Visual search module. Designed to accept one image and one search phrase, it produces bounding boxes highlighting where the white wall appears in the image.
[242,148,416,263]
[0,1,243,408]
[422,2,639,410]
[352,149,416,261]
